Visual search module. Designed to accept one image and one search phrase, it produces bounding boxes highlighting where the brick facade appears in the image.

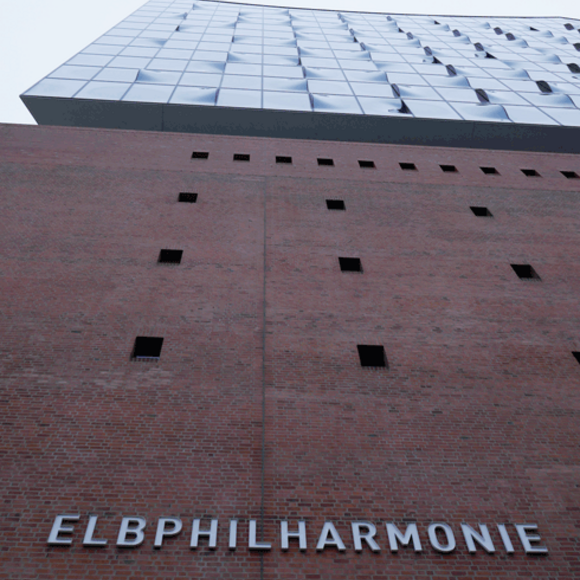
[1,122,579,579]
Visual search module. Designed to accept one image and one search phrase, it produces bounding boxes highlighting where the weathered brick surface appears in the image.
[0,123,579,579]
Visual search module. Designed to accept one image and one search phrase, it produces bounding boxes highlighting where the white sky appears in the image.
[1,0,580,125]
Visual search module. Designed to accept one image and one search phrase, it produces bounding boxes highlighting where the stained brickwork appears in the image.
[1,123,579,579]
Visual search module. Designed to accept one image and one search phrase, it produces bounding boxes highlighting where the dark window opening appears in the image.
[191,151,209,159]
[470,206,493,217]
[480,166,499,175]
[511,264,541,280]
[178,192,198,203]
[440,164,458,173]
[233,153,250,162]
[357,345,387,368]
[326,199,345,210]
[572,352,580,365]
[358,160,376,169]
[276,156,292,164]
[318,158,334,166]
[132,336,164,360]
[561,170,579,179]
[399,162,417,171]
[158,249,183,264]
[565,23,575,30]
[339,257,362,272]
[521,169,541,177]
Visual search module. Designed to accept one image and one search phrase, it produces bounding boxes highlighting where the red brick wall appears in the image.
[0,123,579,579]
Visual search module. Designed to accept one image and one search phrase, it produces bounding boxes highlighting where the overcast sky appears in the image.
[2,0,580,125]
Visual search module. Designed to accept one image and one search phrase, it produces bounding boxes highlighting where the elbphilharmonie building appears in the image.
[2,1,580,579]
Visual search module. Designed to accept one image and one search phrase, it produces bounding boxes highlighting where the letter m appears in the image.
[386,523,422,552]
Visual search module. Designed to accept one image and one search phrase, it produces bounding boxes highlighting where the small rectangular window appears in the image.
[511,264,540,280]
[233,153,250,162]
[440,164,457,173]
[399,162,417,171]
[158,249,183,264]
[521,169,540,177]
[358,160,375,169]
[357,345,387,368]
[191,151,209,159]
[132,336,164,360]
[276,156,292,164]
[326,199,345,210]
[318,158,334,166]
[480,166,499,175]
[339,257,362,272]
[178,192,198,203]
[470,206,493,217]
[561,170,579,179]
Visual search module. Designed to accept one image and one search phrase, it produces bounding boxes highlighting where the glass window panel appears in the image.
[82,44,123,56]
[338,60,379,71]
[483,90,530,105]
[425,75,471,87]
[217,89,262,108]
[312,94,362,113]
[333,50,371,60]
[496,79,539,91]
[121,46,160,57]
[541,107,580,126]
[395,85,442,99]
[410,63,449,76]
[192,50,229,61]
[308,80,352,94]
[263,46,299,56]
[350,82,394,97]
[25,78,87,98]
[357,97,408,116]
[387,73,430,86]
[156,48,194,59]
[164,39,199,49]
[522,93,575,107]
[186,60,226,73]
[147,58,188,71]
[304,68,345,80]
[197,41,232,51]
[67,54,113,67]
[263,77,308,91]
[464,77,507,90]
[221,75,262,89]
[301,57,340,68]
[298,48,334,58]
[95,36,132,46]
[451,102,511,122]
[370,53,407,63]
[140,31,174,40]
[49,65,100,81]
[75,81,131,100]
[436,87,480,102]
[264,65,304,78]
[374,62,416,73]
[130,38,168,47]
[264,55,299,66]
[263,91,312,111]
[296,41,330,49]
[344,70,387,83]
[171,32,203,41]
[95,67,138,82]
[137,70,181,84]
[202,34,234,43]
[552,82,580,95]
[503,105,559,124]
[122,83,174,102]
[228,53,263,64]
[230,44,263,54]
[180,72,223,87]
[404,99,463,119]
[526,71,563,82]
[225,63,262,75]
[110,56,153,68]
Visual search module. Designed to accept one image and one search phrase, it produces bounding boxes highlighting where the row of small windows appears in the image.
[191,151,579,178]
[180,193,492,218]
[131,335,580,369]
[158,244,539,281]
[131,336,387,367]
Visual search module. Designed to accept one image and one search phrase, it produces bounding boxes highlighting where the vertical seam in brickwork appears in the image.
[260,180,267,580]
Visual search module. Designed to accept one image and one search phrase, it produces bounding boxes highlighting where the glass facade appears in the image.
[23,0,580,127]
